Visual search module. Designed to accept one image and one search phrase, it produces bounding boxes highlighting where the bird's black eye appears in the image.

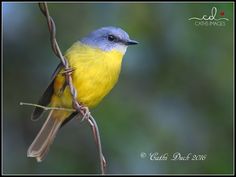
[108,35,116,42]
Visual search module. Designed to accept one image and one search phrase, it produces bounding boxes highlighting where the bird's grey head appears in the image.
[81,26,138,54]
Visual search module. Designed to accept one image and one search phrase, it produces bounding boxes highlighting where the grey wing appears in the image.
[31,63,63,120]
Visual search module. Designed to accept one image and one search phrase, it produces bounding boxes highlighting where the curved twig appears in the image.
[38,2,106,174]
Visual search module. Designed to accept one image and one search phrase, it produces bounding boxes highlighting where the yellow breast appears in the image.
[51,42,124,108]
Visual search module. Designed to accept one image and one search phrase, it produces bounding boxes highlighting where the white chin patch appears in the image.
[115,45,127,54]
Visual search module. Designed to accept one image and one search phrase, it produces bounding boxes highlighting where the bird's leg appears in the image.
[72,100,90,122]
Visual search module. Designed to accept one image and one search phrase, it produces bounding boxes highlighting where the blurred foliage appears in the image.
[3,2,233,174]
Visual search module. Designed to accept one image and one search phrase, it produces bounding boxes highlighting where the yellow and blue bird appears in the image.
[27,26,138,162]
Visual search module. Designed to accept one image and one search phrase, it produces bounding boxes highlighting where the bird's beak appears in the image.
[125,39,139,45]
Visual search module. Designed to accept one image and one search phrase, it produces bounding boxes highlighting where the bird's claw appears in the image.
[79,106,91,122]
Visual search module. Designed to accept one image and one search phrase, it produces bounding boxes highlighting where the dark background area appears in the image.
[3,2,233,174]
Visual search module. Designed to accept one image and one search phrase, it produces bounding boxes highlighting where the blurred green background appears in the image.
[3,2,234,174]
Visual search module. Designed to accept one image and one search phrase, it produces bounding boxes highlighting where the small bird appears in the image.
[27,26,138,162]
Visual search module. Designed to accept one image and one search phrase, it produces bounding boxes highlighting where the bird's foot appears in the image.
[79,106,91,122]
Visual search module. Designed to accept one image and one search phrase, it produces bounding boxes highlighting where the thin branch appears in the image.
[87,116,107,169]
[20,102,75,112]
[38,2,106,174]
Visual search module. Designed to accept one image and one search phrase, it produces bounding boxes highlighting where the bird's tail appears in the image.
[27,110,64,162]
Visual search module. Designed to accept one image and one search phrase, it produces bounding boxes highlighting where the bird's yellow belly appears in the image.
[51,44,124,109]
[72,61,120,107]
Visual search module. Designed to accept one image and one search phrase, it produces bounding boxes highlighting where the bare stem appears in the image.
[38,2,106,174]
[19,102,75,112]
